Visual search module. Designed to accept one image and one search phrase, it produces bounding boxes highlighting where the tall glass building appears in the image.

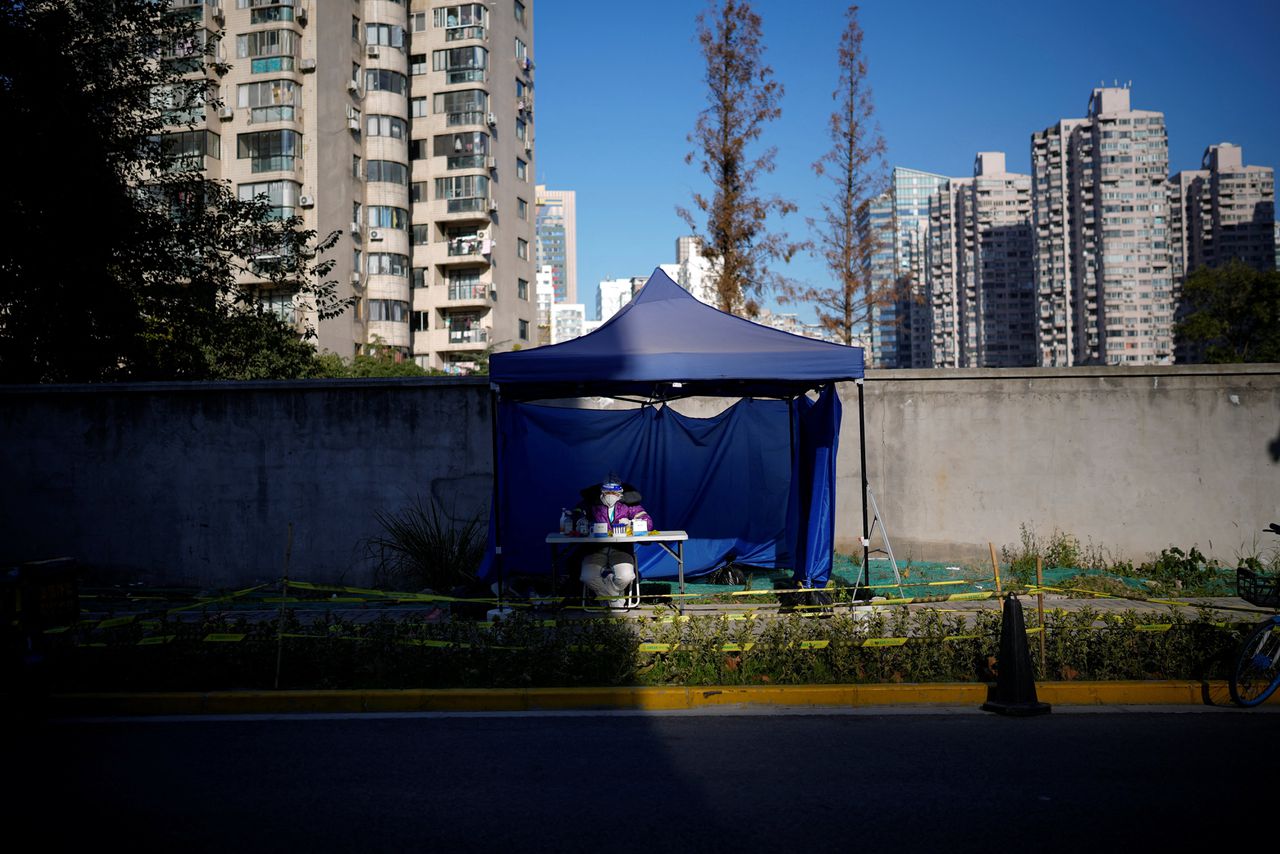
[867,167,949,368]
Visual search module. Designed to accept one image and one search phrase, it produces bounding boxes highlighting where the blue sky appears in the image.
[532,0,1280,321]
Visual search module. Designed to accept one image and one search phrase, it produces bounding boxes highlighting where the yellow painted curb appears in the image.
[46,680,1276,716]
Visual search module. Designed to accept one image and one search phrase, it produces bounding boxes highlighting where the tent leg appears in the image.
[490,386,503,610]
[857,378,869,589]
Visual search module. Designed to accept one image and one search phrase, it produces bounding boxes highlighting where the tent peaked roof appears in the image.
[490,268,863,399]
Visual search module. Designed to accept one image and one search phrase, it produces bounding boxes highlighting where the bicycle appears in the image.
[1229,523,1280,708]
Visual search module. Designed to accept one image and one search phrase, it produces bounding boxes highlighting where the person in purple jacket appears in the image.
[578,473,654,610]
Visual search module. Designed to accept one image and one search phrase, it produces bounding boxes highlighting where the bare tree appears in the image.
[678,0,800,317]
[781,5,888,345]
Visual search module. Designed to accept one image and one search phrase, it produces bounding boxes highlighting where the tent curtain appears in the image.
[480,387,842,587]
[787,385,841,588]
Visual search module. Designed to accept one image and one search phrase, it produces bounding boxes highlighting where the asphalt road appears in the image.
[16,708,1280,852]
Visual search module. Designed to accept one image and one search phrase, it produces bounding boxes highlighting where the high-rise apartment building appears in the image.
[967,153,1036,367]
[924,178,967,367]
[1031,87,1172,366]
[920,153,1035,367]
[1181,144,1276,273]
[534,185,577,306]
[597,276,645,322]
[1030,118,1085,366]
[550,302,585,344]
[162,0,536,372]
[674,236,716,306]
[1168,143,1275,362]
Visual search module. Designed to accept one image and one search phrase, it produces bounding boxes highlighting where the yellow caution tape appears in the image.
[97,616,136,629]
[166,584,270,615]
[862,637,908,647]
[137,635,175,645]
[203,633,246,642]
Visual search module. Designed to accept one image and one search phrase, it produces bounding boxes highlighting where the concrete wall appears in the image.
[0,378,494,587]
[850,365,1279,565]
[1,365,1276,587]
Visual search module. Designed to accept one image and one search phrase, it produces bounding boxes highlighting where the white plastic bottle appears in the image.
[559,508,572,535]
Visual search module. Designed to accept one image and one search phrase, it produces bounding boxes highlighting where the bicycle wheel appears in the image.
[1229,617,1280,707]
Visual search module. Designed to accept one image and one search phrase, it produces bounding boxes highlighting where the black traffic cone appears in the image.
[981,594,1051,716]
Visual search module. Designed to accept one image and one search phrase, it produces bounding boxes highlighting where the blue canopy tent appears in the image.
[483,268,871,593]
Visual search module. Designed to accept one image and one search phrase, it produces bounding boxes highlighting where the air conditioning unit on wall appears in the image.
[299,194,315,208]
[369,229,384,241]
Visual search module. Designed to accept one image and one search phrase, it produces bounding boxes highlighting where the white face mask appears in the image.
[601,492,621,508]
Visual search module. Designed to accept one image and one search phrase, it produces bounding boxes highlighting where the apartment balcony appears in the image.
[442,280,494,307]
[431,235,491,268]
[429,326,490,352]
[428,198,493,223]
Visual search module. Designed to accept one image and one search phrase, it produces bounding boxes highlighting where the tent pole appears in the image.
[787,394,797,587]
[857,378,869,588]
[490,385,503,610]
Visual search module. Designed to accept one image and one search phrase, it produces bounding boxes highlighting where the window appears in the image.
[237,79,298,123]
[447,269,485,300]
[433,89,487,126]
[517,278,529,300]
[515,117,526,141]
[432,46,487,84]
[261,291,296,323]
[516,78,528,100]
[352,15,360,40]
[367,253,410,276]
[250,5,293,24]
[409,181,427,203]
[152,80,211,124]
[352,248,362,272]
[412,268,428,288]
[156,129,221,169]
[365,69,408,95]
[412,311,429,333]
[352,155,360,178]
[515,37,528,62]
[434,4,487,40]
[366,160,408,185]
[433,131,487,156]
[237,130,300,172]
[515,1,525,24]
[365,114,408,139]
[411,97,429,118]
[366,205,409,230]
[517,238,528,260]
[237,30,298,59]
[518,319,529,340]
[409,139,428,161]
[517,197,528,220]
[409,53,428,75]
[409,12,427,32]
[368,299,410,322]
[365,23,406,50]
[237,180,301,220]
[411,224,430,245]
[516,158,527,181]
[435,175,490,212]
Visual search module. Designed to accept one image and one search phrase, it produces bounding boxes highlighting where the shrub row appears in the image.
[31,605,1247,692]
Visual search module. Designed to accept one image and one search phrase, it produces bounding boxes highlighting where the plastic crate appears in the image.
[1237,567,1280,609]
